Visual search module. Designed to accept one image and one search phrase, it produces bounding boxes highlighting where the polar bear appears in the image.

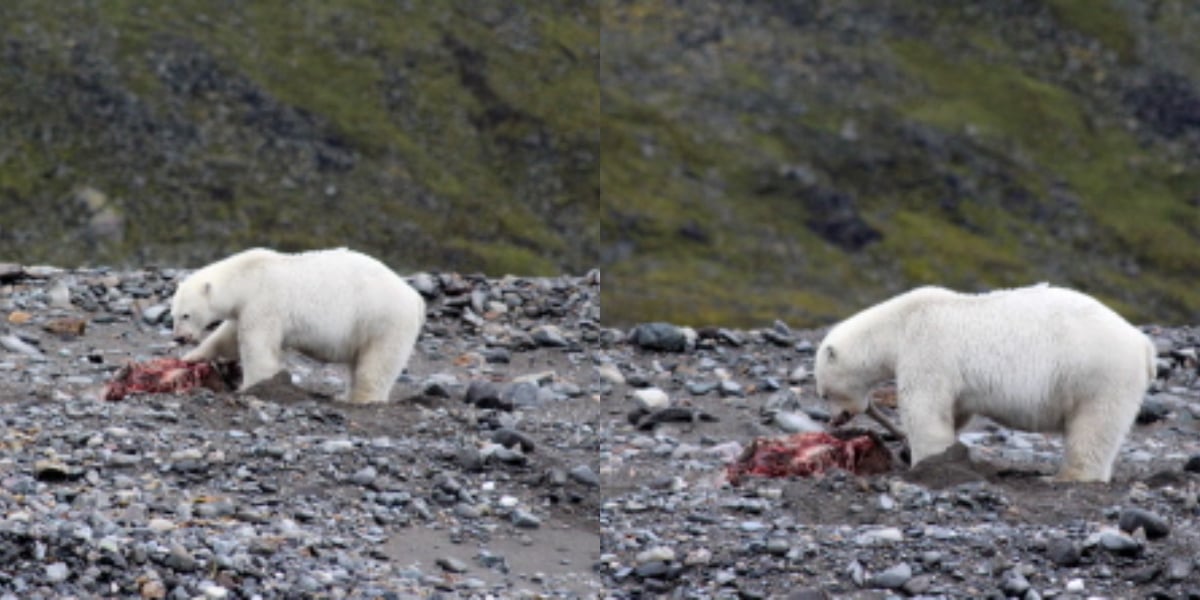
[814,284,1156,482]
[170,247,426,404]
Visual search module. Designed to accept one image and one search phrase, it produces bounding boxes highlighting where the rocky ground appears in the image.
[599,322,1200,599]
[0,263,603,598]
[3,263,1200,599]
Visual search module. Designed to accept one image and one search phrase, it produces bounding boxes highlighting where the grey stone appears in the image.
[350,466,378,486]
[531,324,570,347]
[718,380,744,397]
[1099,530,1142,556]
[44,562,68,583]
[867,562,912,589]
[1045,538,1080,567]
[436,556,469,574]
[1000,569,1031,597]
[1166,557,1195,582]
[568,464,599,487]
[511,509,541,529]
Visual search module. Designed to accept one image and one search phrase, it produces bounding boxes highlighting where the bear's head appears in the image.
[814,343,872,423]
[170,277,220,344]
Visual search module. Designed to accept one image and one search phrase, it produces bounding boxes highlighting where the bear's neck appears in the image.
[847,289,936,380]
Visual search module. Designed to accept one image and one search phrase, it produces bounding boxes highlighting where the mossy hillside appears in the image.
[890,37,1200,311]
[0,1,600,279]
[600,0,1199,328]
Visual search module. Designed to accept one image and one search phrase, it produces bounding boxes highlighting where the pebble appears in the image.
[855,527,904,546]
[531,324,570,347]
[632,387,669,411]
[350,466,377,486]
[717,379,744,397]
[1165,556,1194,581]
[0,334,43,357]
[511,509,541,529]
[596,364,625,385]
[867,562,912,589]
[142,304,170,324]
[1097,529,1142,556]
[568,464,600,487]
[1000,569,1031,596]
[436,556,469,573]
[319,439,355,453]
[636,546,675,563]
[44,562,68,583]
[772,410,823,433]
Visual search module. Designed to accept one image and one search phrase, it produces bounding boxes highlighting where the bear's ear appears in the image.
[825,345,837,362]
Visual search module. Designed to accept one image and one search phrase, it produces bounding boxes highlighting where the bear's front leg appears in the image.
[183,320,240,362]
[235,320,284,390]
[900,391,959,467]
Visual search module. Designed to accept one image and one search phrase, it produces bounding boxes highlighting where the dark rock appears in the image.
[1183,454,1200,473]
[630,322,688,352]
[633,406,718,430]
[1119,507,1170,540]
[1099,530,1142,556]
[491,428,536,453]
[464,381,510,410]
[1137,396,1171,424]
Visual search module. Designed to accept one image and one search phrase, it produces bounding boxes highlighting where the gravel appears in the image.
[0,266,603,598]
[600,319,1200,598]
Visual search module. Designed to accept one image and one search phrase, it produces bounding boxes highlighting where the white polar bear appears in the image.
[170,247,426,404]
[814,284,1156,482]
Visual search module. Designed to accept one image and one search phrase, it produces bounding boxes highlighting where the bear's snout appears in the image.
[173,334,193,345]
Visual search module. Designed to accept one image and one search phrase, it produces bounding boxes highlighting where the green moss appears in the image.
[893,40,1086,150]
[1044,0,1136,62]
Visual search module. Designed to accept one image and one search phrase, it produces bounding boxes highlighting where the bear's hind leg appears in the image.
[347,343,405,404]
[1057,392,1139,482]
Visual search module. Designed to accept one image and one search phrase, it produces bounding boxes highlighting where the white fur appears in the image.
[171,247,426,404]
[815,284,1155,482]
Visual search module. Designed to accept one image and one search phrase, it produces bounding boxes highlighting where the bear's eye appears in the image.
[180,314,190,321]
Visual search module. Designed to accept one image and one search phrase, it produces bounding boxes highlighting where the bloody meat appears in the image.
[726,429,894,485]
[104,358,240,401]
